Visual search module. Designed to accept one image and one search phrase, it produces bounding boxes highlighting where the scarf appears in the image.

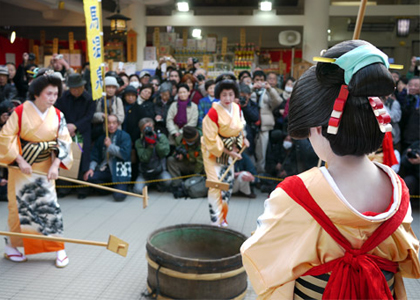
[174,100,189,129]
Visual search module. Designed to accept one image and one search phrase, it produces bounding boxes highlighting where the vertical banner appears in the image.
[69,32,75,51]
[53,38,59,54]
[83,0,104,101]
[127,29,137,62]
[240,28,246,47]
[221,37,228,56]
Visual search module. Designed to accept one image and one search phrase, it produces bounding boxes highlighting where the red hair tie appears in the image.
[327,85,349,135]
[369,97,392,133]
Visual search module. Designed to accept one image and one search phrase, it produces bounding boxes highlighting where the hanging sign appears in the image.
[127,29,137,62]
[40,30,46,46]
[154,28,160,56]
[183,29,188,47]
[240,28,246,47]
[69,32,75,51]
[53,38,59,54]
[221,37,228,56]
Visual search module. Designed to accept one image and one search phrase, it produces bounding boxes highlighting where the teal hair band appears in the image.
[333,44,390,85]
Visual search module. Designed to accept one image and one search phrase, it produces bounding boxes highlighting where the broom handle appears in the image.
[219,146,247,182]
[353,0,368,40]
[0,162,144,199]
[0,231,107,247]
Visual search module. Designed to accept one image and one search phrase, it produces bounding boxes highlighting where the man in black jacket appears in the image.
[239,83,259,156]
[0,66,17,103]
[55,73,96,198]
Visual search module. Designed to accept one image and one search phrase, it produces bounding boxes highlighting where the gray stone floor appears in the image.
[0,189,419,300]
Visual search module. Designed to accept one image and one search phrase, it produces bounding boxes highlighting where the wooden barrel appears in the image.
[146,224,248,299]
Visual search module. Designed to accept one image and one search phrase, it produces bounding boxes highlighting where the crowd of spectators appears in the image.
[0,53,419,202]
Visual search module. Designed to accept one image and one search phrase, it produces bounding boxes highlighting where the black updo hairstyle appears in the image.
[28,68,63,101]
[140,83,154,97]
[288,40,394,156]
[214,80,239,99]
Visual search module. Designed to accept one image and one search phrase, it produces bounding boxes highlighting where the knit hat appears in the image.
[182,126,199,143]
[124,85,137,96]
[0,66,9,76]
[159,82,172,93]
[105,76,119,88]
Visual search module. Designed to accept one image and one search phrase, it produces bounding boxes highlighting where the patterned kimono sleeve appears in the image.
[0,112,20,164]
[57,112,73,170]
[202,112,224,157]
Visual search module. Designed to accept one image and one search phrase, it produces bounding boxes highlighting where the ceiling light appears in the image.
[10,31,16,44]
[259,1,272,12]
[397,19,410,37]
[192,29,201,38]
[177,1,189,12]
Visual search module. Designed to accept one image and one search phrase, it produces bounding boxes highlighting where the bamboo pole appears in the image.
[0,163,148,206]
[0,231,128,257]
[352,0,368,40]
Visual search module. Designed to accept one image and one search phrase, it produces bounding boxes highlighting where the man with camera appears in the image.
[401,141,420,200]
[133,118,171,194]
[50,54,75,80]
[238,84,259,156]
[400,77,419,152]
[167,126,204,191]
[250,70,283,173]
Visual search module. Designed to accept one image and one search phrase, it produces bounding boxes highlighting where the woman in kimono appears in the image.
[201,78,248,227]
[241,40,420,299]
[0,69,73,268]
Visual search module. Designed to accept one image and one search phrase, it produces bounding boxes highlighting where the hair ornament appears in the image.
[368,97,392,133]
[327,85,349,135]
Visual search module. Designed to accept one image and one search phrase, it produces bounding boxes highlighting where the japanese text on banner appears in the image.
[83,0,104,101]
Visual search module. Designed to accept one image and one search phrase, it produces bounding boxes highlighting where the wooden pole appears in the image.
[0,231,129,257]
[0,163,148,204]
[352,0,368,40]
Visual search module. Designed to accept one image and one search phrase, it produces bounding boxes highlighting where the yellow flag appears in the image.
[83,0,104,101]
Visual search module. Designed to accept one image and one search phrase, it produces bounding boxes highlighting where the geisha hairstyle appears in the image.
[28,68,63,101]
[215,79,239,99]
[288,40,394,156]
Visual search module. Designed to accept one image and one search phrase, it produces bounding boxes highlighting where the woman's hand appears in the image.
[244,138,250,148]
[16,155,32,175]
[47,165,59,181]
[229,151,242,160]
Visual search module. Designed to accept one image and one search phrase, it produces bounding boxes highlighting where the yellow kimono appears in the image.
[201,102,244,226]
[241,164,420,299]
[0,101,73,255]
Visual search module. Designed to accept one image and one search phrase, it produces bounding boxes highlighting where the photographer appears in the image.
[239,83,259,156]
[14,53,37,101]
[401,141,420,199]
[400,77,419,152]
[250,70,283,173]
[133,118,171,194]
[49,53,74,80]
[167,126,203,190]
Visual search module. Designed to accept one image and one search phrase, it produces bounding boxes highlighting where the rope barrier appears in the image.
[55,173,420,199]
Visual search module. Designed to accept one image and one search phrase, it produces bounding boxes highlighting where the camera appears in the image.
[406,149,419,159]
[175,146,188,157]
[28,53,36,61]
[197,74,205,82]
[143,126,155,137]
[56,54,64,60]
[239,96,247,106]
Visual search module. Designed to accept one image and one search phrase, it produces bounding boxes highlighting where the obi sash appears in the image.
[278,175,409,300]
[216,134,243,165]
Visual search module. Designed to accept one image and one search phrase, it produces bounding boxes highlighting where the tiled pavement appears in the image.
[0,189,419,300]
